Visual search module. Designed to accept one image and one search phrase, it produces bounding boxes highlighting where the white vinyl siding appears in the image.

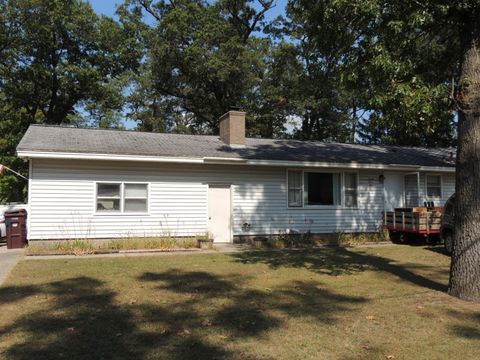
[27,159,455,240]
[441,173,455,203]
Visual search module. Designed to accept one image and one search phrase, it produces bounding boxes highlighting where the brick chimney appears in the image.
[219,110,246,147]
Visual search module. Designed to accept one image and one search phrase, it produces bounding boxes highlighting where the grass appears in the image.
[1,245,480,359]
[26,236,204,255]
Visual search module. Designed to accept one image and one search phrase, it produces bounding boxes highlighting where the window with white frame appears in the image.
[426,175,441,198]
[287,170,357,208]
[96,184,121,212]
[96,183,148,213]
[344,172,358,207]
[287,170,303,207]
[304,172,341,206]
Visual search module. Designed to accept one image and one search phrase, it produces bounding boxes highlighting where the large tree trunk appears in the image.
[448,12,480,302]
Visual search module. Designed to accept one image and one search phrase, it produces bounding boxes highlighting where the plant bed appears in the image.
[197,239,214,249]
[26,236,206,256]
[252,237,268,248]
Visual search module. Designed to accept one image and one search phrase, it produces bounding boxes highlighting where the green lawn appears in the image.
[1,246,480,360]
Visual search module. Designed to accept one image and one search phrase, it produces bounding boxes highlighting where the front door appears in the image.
[208,185,232,243]
[384,173,404,211]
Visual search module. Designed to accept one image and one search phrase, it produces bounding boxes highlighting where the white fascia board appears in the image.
[245,159,421,171]
[418,166,455,173]
[246,159,455,172]
[16,151,204,164]
[203,157,248,164]
[17,150,455,172]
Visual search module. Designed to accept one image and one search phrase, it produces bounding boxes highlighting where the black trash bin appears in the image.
[5,209,27,249]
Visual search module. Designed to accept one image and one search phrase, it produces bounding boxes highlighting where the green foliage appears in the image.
[108,236,199,251]
[0,101,28,202]
[122,0,275,133]
[26,236,204,255]
[0,0,140,202]
[286,0,459,146]
[1,0,472,203]
[119,0,460,145]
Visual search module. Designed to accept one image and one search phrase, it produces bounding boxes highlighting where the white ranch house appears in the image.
[17,111,456,243]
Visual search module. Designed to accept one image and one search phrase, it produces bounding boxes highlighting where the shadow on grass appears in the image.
[447,310,480,340]
[0,269,367,360]
[231,247,447,292]
[140,270,367,337]
[0,277,144,360]
[425,245,451,257]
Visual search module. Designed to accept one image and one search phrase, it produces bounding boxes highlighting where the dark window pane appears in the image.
[426,176,441,197]
[97,184,120,197]
[427,175,441,187]
[306,173,333,205]
[427,187,441,197]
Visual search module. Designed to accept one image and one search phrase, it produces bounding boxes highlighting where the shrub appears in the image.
[108,237,198,250]
[26,235,204,255]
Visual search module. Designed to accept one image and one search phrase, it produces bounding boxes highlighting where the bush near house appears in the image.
[246,231,389,249]
[25,236,206,256]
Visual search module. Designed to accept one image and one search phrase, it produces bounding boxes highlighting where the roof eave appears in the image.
[17,150,205,164]
[17,150,455,172]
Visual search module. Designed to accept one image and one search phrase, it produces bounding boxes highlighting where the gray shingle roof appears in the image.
[17,125,456,168]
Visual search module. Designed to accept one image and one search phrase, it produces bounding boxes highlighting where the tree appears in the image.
[356,1,458,147]
[299,0,480,301]
[449,3,480,302]
[244,40,300,138]
[288,0,458,147]
[122,0,275,134]
[0,0,140,202]
[278,0,369,142]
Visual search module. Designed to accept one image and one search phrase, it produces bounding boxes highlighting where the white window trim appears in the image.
[94,181,150,216]
[425,174,443,201]
[286,169,359,209]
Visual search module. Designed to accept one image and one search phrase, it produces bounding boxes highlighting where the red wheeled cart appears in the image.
[384,207,443,243]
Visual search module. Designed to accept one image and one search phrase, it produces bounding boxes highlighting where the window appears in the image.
[287,170,355,208]
[426,175,441,198]
[288,170,303,207]
[96,184,121,212]
[96,183,148,213]
[304,172,341,206]
[124,184,148,212]
[344,172,358,207]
